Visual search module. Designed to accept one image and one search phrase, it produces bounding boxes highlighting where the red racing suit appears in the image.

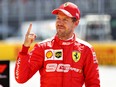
[15,34,100,87]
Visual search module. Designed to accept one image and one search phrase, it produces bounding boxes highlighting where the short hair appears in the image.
[72,17,78,22]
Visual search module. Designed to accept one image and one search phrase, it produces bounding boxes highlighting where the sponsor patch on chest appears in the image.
[45,49,63,61]
[72,51,81,62]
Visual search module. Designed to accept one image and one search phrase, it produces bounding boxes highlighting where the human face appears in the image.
[56,12,77,40]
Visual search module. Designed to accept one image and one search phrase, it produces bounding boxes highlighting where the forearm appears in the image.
[15,45,31,83]
[14,44,44,83]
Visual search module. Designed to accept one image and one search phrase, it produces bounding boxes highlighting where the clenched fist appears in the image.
[23,24,36,47]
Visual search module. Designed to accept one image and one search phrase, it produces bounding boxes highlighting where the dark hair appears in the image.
[72,17,78,22]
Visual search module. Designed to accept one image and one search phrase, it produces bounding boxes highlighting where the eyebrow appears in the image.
[56,15,71,20]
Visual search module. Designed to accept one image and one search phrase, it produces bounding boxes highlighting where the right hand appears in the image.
[23,23,36,47]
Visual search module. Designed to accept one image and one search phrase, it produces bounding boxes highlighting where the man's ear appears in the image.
[74,20,79,29]
[75,20,79,26]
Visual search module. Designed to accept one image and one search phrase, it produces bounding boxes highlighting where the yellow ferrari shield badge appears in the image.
[72,51,81,62]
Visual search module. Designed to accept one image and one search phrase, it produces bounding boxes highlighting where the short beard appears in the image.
[57,30,72,40]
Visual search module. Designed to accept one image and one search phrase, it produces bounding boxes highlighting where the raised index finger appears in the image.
[26,23,32,35]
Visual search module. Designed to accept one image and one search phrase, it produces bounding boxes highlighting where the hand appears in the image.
[23,23,36,47]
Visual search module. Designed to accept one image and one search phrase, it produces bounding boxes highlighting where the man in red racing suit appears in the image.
[15,2,100,87]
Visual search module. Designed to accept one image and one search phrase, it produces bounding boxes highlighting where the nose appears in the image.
[57,20,64,25]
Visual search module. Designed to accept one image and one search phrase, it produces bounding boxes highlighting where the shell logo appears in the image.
[46,51,53,59]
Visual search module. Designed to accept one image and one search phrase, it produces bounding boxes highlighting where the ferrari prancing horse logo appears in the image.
[72,51,81,62]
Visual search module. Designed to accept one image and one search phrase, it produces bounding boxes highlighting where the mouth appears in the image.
[57,25,65,30]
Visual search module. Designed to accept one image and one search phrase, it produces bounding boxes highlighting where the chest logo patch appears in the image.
[55,51,62,58]
[45,49,63,61]
[72,51,81,62]
[46,51,53,59]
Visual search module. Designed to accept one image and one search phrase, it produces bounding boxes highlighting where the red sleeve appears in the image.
[83,47,100,87]
[14,44,44,83]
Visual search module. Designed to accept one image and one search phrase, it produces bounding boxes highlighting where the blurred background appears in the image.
[0,0,116,87]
